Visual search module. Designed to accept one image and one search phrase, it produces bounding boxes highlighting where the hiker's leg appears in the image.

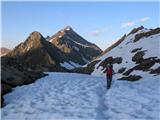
[110,76,112,87]
[108,76,112,89]
[106,75,108,86]
[107,75,110,89]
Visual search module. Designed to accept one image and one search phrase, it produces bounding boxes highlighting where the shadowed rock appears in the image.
[118,75,142,81]
[134,27,160,42]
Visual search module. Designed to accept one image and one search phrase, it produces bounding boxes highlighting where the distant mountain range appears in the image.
[1,26,102,102]
[4,26,102,71]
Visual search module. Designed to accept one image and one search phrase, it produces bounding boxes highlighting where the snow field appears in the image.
[2,72,159,120]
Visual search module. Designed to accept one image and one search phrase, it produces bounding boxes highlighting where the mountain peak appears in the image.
[58,26,73,34]
[128,26,145,35]
[64,26,73,31]
[5,31,47,59]
[29,31,43,39]
[26,31,47,45]
[30,31,41,35]
[49,26,102,65]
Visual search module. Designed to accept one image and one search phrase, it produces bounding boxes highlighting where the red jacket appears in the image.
[106,67,112,76]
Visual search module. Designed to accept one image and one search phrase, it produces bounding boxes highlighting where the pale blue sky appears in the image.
[2,1,159,50]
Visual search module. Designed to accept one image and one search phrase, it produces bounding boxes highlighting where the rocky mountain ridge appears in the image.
[72,26,160,81]
[49,26,102,65]
[1,26,103,106]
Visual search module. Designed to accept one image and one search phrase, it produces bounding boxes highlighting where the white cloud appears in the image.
[121,17,150,28]
[89,30,102,36]
[138,17,150,22]
[89,28,107,37]
[121,22,135,28]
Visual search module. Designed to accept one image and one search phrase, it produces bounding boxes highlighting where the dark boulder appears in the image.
[123,57,159,76]
[132,50,146,64]
[135,58,157,71]
[150,66,160,75]
[118,75,142,81]
[131,48,142,53]
[118,67,126,73]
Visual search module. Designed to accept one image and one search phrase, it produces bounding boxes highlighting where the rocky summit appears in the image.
[49,26,102,65]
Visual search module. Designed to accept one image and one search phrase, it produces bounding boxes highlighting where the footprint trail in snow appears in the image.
[2,73,107,120]
[2,72,159,120]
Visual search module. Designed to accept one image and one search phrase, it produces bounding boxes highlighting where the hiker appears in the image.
[104,64,114,89]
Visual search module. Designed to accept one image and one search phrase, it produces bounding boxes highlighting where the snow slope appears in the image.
[1,72,160,120]
[92,28,160,78]
[105,72,160,120]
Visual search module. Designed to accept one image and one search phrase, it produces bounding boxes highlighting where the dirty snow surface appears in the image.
[2,72,160,120]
